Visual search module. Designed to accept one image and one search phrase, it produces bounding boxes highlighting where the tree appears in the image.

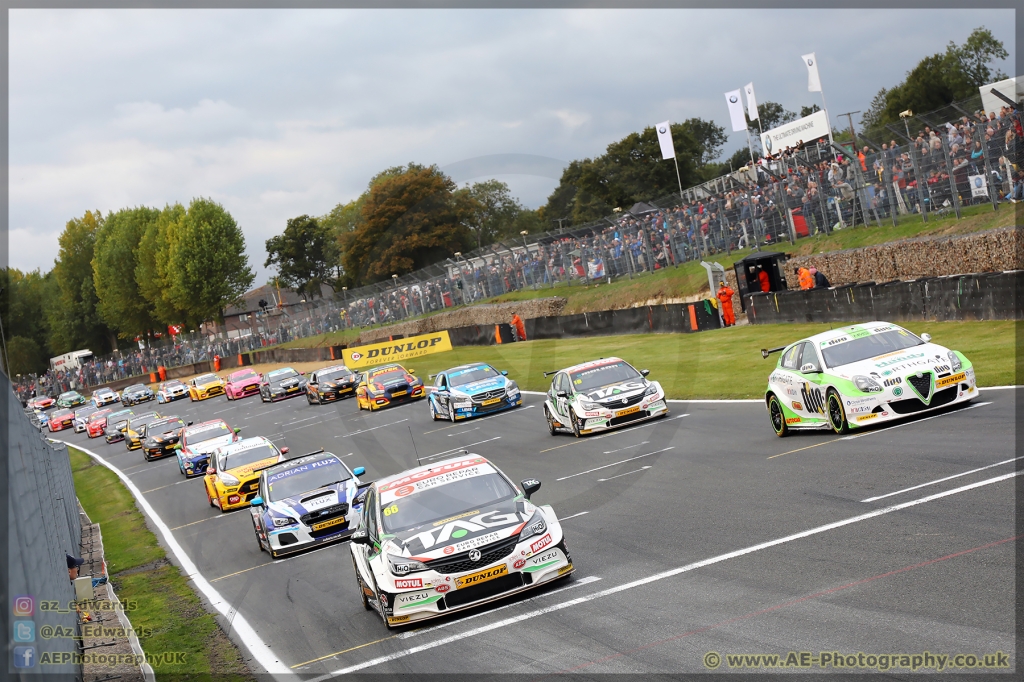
[799,104,821,118]
[542,160,585,230]
[136,203,191,327]
[460,179,525,248]
[264,215,341,299]
[46,210,115,356]
[3,336,45,377]
[678,117,728,173]
[165,198,255,326]
[747,101,797,136]
[0,268,50,374]
[92,206,162,339]
[340,164,475,287]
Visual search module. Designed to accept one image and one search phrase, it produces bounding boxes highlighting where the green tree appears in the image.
[3,336,45,376]
[92,206,162,340]
[136,203,190,327]
[747,101,797,136]
[46,210,115,355]
[460,179,525,248]
[166,198,255,326]
[542,160,585,230]
[264,215,341,299]
[679,117,728,174]
[799,104,822,118]
[340,164,475,287]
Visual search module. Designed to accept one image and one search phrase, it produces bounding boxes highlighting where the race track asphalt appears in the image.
[54,382,1018,678]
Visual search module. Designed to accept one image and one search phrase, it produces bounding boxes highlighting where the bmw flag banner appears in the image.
[969,174,989,198]
[655,120,675,160]
[802,52,822,92]
[744,82,759,121]
[725,89,747,132]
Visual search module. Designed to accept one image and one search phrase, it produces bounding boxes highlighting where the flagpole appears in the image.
[745,129,755,166]
[672,155,685,201]
[819,88,837,159]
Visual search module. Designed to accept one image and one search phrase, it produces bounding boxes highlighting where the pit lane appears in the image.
[57,385,1017,677]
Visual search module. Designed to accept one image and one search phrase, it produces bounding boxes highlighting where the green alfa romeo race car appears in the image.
[763,321,976,436]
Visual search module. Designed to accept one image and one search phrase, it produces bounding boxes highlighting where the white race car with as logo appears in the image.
[349,455,573,629]
[763,321,976,436]
[542,357,668,436]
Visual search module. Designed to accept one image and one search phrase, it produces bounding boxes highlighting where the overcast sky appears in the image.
[9,8,1014,281]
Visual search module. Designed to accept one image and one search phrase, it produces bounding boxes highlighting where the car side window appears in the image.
[781,345,801,370]
[365,488,378,540]
[800,342,821,371]
[309,373,317,384]
[555,373,568,394]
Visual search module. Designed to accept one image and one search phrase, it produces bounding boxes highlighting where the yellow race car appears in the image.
[204,436,289,511]
[188,373,226,401]
[124,411,163,451]
[355,363,426,411]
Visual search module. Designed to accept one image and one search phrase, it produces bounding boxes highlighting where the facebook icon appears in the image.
[14,645,36,668]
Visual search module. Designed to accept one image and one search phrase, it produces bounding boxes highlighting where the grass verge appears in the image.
[68,446,254,680]
[177,321,1013,401]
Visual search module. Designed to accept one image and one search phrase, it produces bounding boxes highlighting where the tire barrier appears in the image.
[745,271,1022,324]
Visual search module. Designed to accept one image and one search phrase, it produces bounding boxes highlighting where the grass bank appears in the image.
[190,321,1013,401]
[68,446,253,680]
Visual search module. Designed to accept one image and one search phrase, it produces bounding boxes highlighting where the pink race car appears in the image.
[224,368,262,400]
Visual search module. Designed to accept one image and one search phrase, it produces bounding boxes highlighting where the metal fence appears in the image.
[14,95,1023,400]
[6,373,82,679]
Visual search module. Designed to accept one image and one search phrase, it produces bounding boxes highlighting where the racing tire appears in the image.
[254,522,265,552]
[190,394,196,402]
[569,410,582,438]
[429,399,440,421]
[767,394,789,437]
[352,556,373,611]
[826,389,849,434]
[306,392,313,405]
[544,406,559,436]
[208,488,217,508]
[448,402,456,422]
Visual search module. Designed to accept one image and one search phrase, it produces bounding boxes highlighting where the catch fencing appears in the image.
[17,94,1023,401]
[6,373,82,680]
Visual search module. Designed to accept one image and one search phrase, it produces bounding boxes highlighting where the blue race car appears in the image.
[428,362,522,422]
[249,451,367,559]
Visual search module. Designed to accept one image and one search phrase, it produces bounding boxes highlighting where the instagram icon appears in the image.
[13,596,34,617]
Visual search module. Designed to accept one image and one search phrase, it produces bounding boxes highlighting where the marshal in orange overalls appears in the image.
[717,283,736,327]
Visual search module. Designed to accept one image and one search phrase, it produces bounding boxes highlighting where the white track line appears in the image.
[598,465,651,482]
[419,437,502,462]
[59,441,290,678]
[310,470,1020,678]
[862,456,1024,502]
[841,402,990,440]
[559,511,590,521]
[280,415,321,427]
[556,447,674,481]
[603,441,648,455]
[335,418,408,438]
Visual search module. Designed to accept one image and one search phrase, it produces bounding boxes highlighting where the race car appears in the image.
[121,384,154,407]
[32,409,50,430]
[224,369,262,400]
[56,390,87,409]
[259,367,308,402]
[188,373,226,401]
[28,395,55,411]
[72,405,100,434]
[124,412,163,451]
[47,408,75,432]
[349,454,572,629]
[305,365,359,404]
[204,437,289,511]
[428,363,521,421]
[542,357,668,437]
[763,321,977,436]
[141,415,189,461]
[85,409,113,438]
[156,380,189,404]
[250,450,366,558]
[91,387,120,408]
[355,364,425,411]
[103,408,136,443]
[174,419,242,477]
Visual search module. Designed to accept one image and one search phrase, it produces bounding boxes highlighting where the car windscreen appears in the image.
[53,410,73,419]
[130,415,161,431]
[164,381,184,388]
[381,473,515,533]
[318,368,351,383]
[89,411,110,423]
[223,444,279,471]
[368,368,405,383]
[194,374,218,384]
[148,418,185,435]
[449,365,499,387]
[267,369,298,383]
[820,330,923,368]
[126,385,146,393]
[59,392,77,400]
[185,423,233,444]
[75,407,98,418]
[569,361,641,393]
[229,371,258,382]
[266,458,347,501]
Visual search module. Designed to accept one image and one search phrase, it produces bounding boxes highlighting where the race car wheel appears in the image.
[768,394,789,437]
[208,489,217,508]
[826,389,849,434]
[429,399,440,421]
[569,410,582,438]
[352,557,372,611]
[306,392,313,404]
[545,406,558,436]
[253,522,265,552]
[448,403,456,422]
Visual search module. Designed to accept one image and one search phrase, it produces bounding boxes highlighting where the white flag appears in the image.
[744,82,759,121]
[724,89,747,132]
[802,52,822,92]
[655,120,675,160]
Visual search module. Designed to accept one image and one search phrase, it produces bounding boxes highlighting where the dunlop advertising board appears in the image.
[343,331,453,369]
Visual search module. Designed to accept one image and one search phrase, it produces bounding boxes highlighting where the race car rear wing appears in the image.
[761,346,786,359]
[542,370,558,377]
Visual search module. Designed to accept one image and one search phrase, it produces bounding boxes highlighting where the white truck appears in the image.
[50,349,94,372]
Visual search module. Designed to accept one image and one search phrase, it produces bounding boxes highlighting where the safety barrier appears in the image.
[745,271,1021,324]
